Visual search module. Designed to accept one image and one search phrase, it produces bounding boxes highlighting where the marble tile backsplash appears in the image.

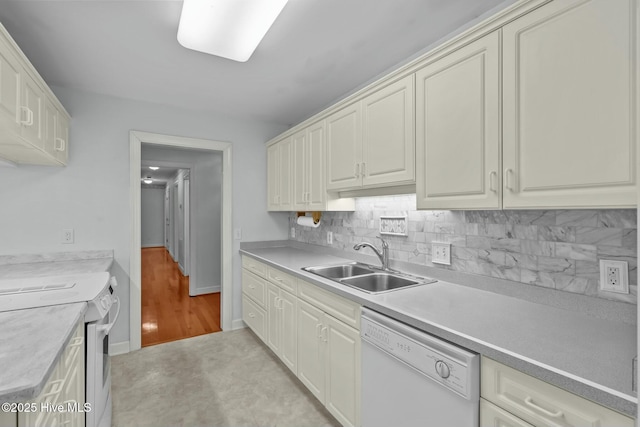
[289,195,638,304]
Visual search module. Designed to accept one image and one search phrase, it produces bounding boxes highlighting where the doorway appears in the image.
[130,131,232,353]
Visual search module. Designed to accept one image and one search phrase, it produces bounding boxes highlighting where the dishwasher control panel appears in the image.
[362,310,478,400]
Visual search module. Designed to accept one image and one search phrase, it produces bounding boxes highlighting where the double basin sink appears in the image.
[302,262,436,294]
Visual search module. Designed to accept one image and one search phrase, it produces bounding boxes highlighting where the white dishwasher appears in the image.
[361,308,480,427]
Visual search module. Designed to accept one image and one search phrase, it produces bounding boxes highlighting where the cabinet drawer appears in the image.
[242,295,266,342]
[242,269,267,308]
[297,279,360,330]
[242,256,267,278]
[481,357,633,427]
[481,398,534,427]
[267,266,297,293]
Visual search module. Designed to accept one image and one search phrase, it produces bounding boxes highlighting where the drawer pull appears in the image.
[248,312,255,318]
[70,337,83,347]
[248,284,255,289]
[524,396,564,419]
[273,276,282,282]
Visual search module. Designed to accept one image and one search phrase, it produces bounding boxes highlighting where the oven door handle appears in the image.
[97,296,120,336]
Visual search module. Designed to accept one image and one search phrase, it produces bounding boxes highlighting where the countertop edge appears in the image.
[239,247,638,417]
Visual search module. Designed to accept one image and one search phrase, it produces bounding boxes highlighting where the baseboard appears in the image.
[109,341,130,356]
[191,285,220,295]
[141,243,164,248]
[231,318,246,331]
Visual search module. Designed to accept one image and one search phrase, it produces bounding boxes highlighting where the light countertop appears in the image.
[240,242,637,417]
[0,250,113,403]
[0,303,87,403]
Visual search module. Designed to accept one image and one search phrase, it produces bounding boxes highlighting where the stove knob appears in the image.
[100,297,109,310]
[435,360,450,379]
[109,276,118,288]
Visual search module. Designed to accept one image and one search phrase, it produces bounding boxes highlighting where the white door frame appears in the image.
[130,130,232,352]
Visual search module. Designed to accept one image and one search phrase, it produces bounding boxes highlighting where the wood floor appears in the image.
[141,247,221,347]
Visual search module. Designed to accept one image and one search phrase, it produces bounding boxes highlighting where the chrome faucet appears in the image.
[354,236,390,270]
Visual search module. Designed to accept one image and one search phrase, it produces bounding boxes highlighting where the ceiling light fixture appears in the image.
[149,166,159,170]
[143,177,153,184]
[177,0,289,62]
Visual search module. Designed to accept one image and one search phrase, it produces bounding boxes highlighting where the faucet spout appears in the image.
[353,236,390,270]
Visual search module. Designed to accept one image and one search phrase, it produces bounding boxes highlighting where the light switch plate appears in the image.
[291,227,295,238]
[62,229,74,244]
[432,242,451,265]
[233,228,242,240]
[327,231,333,245]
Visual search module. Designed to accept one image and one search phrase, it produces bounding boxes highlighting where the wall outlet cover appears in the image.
[62,228,74,244]
[599,259,629,294]
[432,242,451,265]
[233,228,242,240]
[291,227,295,238]
[327,231,333,245]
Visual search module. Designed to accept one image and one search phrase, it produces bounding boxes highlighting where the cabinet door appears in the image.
[43,98,57,156]
[502,0,637,208]
[296,299,325,403]
[266,143,280,211]
[326,103,362,191]
[0,42,21,136]
[306,121,326,210]
[279,289,297,374]
[292,130,307,210]
[20,70,44,149]
[480,399,535,427]
[362,75,415,188]
[324,315,360,427]
[278,137,293,209]
[54,112,69,164]
[266,282,281,355]
[416,31,501,210]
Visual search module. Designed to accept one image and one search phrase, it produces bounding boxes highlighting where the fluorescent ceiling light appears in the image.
[149,166,159,170]
[177,0,289,62]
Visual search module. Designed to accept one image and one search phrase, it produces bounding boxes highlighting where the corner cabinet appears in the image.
[241,256,361,427]
[502,0,637,208]
[326,75,415,193]
[0,23,70,166]
[416,31,501,210]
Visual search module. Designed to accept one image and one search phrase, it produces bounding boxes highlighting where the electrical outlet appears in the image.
[291,227,296,238]
[327,231,333,245]
[432,242,451,265]
[599,260,629,294]
[62,229,74,244]
[233,228,242,240]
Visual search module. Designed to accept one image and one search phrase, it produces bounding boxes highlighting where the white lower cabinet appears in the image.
[266,282,297,374]
[242,257,361,427]
[1,320,85,427]
[481,357,633,427]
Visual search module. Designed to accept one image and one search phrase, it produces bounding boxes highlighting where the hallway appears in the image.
[141,247,221,347]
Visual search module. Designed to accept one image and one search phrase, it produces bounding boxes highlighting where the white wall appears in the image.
[141,187,165,248]
[141,146,223,294]
[0,86,290,346]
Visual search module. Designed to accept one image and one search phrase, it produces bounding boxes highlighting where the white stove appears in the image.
[0,271,118,427]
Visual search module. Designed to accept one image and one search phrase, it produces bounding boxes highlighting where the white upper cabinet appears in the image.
[326,75,415,193]
[326,103,362,191]
[0,23,70,166]
[362,75,415,188]
[416,31,501,210]
[502,0,637,208]
[267,137,293,211]
[293,121,326,211]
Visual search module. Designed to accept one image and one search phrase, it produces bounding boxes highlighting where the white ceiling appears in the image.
[0,0,513,127]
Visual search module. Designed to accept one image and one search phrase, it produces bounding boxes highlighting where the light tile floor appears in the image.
[111,329,340,427]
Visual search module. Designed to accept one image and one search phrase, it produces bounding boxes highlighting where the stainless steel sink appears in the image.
[341,273,421,293]
[303,263,375,279]
[303,262,436,294]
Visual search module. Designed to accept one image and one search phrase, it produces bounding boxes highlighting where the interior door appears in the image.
[164,187,170,250]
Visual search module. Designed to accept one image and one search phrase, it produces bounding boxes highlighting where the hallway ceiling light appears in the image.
[148,166,159,170]
[143,177,153,184]
[177,0,289,62]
